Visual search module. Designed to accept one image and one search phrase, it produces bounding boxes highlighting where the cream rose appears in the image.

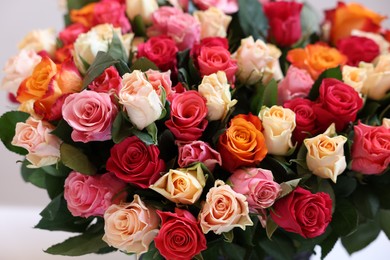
[342,65,368,94]
[18,28,57,57]
[352,30,389,54]
[259,106,296,156]
[103,195,159,256]
[383,118,390,128]
[199,180,253,234]
[198,71,237,121]
[265,44,283,83]
[73,24,133,74]
[1,49,41,96]
[361,54,390,100]
[304,124,347,183]
[194,7,232,39]
[126,0,158,25]
[150,164,206,205]
[119,70,162,130]
[11,117,61,168]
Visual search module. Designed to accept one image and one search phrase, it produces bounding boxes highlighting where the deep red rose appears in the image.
[154,208,207,260]
[263,1,303,47]
[88,66,122,95]
[313,78,363,132]
[106,136,166,189]
[337,36,380,66]
[93,0,131,33]
[59,23,88,45]
[137,36,179,72]
[165,90,208,142]
[270,187,332,238]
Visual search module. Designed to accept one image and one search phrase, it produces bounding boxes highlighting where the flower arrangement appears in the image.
[0,0,390,259]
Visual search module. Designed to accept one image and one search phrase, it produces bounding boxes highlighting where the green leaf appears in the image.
[130,57,159,72]
[259,234,296,260]
[131,129,155,146]
[250,79,278,115]
[0,111,29,155]
[379,209,390,239]
[308,67,342,101]
[223,230,234,243]
[358,100,381,122]
[66,0,97,11]
[45,174,66,199]
[238,0,268,40]
[140,241,164,260]
[351,187,380,219]
[111,112,133,144]
[108,30,128,62]
[320,231,338,260]
[146,123,158,145]
[51,119,74,144]
[42,162,71,177]
[266,217,278,239]
[279,178,301,199]
[132,15,147,37]
[60,143,97,175]
[20,159,46,189]
[82,51,118,89]
[332,174,357,198]
[331,199,358,236]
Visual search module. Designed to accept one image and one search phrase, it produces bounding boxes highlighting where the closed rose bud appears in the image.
[126,0,158,25]
[194,7,232,39]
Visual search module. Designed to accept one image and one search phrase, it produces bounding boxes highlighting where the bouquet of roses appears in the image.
[1,0,390,259]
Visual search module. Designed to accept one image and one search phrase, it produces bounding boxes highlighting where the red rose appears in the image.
[59,23,88,46]
[55,45,74,63]
[137,36,179,72]
[337,36,380,66]
[93,0,131,33]
[351,122,390,175]
[191,37,229,62]
[313,78,363,132]
[263,1,303,47]
[88,66,122,95]
[165,90,208,142]
[154,208,207,260]
[270,187,332,238]
[106,136,166,188]
[284,98,319,143]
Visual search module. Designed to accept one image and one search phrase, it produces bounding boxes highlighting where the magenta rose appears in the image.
[165,90,208,142]
[62,91,118,142]
[229,167,281,211]
[64,171,127,218]
[154,208,207,260]
[93,0,131,33]
[106,136,166,188]
[59,23,88,45]
[278,66,314,104]
[313,78,363,132]
[270,186,332,238]
[88,66,122,95]
[137,36,178,72]
[178,140,222,171]
[351,122,390,175]
[193,0,239,14]
[337,36,380,66]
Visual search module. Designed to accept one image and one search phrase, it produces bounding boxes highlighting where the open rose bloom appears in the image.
[1,1,390,259]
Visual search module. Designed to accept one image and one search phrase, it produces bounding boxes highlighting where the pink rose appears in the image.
[278,66,314,104]
[351,122,390,175]
[147,6,200,50]
[88,66,122,95]
[193,0,239,14]
[178,140,222,171]
[165,90,208,142]
[229,168,281,211]
[62,90,118,142]
[58,23,88,45]
[145,69,172,96]
[64,171,127,218]
[93,0,131,33]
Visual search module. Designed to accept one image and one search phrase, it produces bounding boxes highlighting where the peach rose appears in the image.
[144,69,172,96]
[103,195,159,256]
[362,54,390,100]
[199,180,253,234]
[18,28,57,57]
[342,65,368,94]
[194,7,232,39]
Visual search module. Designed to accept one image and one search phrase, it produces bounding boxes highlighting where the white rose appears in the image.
[361,54,390,100]
[259,106,296,156]
[383,118,390,128]
[342,65,368,94]
[194,7,232,39]
[1,49,41,96]
[352,30,389,54]
[198,71,237,121]
[126,0,158,25]
[304,124,347,183]
[18,28,57,57]
[119,70,162,130]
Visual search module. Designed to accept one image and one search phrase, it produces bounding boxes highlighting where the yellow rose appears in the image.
[194,7,232,39]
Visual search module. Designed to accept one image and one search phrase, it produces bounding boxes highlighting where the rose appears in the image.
[64,171,126,218]
[352,30,390,55]
[11,117,61,168]
[194,7,232,39]
[18,28,57,57]
[337,36,380,66]
[191,37,229,62]
[362,54,390,100]
[351,122,390,175]
[178,141,222,171]
[155,208,207,260]
[59,23,88,45]
[145,69,172,96]
[304,124,348,183]
[126,0,159,25]
[1,49,41,97]
[342,65,368,94]
[199,180,253,234]
[198,71,237,121]
[147,6,200,50]
[137,36,178,72]
[218,115,267,172]
[278,66,314,105]
[150,164,206,204]
[103,195,159,256]
[193,0,238,14]
[70,3,95,28]
[325,2,385,45]
[383,118,390,128]
[119,70,162,130]
[165,90,208,142]
[271,186,332,238]
[106,136,166,188]
[88,66,122,94]
[167,0,189,11]
[283,98,319,144]
[93,0,131,33]
[313,78,363,132]
[263,1,303,47]
[229,168,281,211]
[259,106,296,156]
[287,43,347,80]
[62,91,118,142]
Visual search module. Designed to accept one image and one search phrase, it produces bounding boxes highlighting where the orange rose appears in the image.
[218,115,267,172]
[70,3,96,28]
[287,43,347,80]
[325,2,385,45]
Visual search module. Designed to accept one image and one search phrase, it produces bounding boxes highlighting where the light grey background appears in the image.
[0,0,388,259]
